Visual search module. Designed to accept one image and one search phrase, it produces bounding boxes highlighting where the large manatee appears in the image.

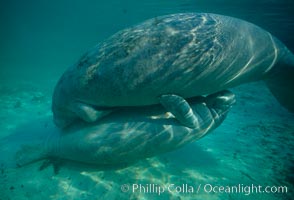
[52,13,294,128]
[1,91,234,167]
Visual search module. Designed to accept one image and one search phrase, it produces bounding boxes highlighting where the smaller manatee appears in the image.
[0,90,235,167]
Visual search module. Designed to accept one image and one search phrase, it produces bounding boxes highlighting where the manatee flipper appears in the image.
[159,94,200,128]
[73,102,112,123]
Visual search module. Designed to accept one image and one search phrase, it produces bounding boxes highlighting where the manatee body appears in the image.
[52,13,294,128]
[1,91,235,167]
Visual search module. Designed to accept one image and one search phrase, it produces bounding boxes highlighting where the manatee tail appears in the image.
[264,50,294,113]
[0,118,58,168]
[0,133,47,168]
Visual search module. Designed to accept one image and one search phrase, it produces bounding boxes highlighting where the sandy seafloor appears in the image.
[0,80,293,200]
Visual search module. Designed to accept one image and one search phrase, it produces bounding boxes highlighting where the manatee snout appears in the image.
[52,105,77,129]
[53,115,73,129]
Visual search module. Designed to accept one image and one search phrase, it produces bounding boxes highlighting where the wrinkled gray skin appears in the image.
[52,13,294,128]
[1,91,234,167]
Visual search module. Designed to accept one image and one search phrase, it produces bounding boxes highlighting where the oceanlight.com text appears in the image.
[120,183,288,196]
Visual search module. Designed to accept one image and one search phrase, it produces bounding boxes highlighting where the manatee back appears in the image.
[70,13,279,105]
[52,13,285,128]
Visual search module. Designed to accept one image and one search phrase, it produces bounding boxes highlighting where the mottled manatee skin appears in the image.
[48,92,234,165]
[1,91,234,167]
[52,13,289,126]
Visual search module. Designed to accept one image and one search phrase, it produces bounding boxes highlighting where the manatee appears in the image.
[52,13,294,128]
[1,91,235,167]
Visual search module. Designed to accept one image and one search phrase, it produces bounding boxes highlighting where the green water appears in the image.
[0,1,294,200]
